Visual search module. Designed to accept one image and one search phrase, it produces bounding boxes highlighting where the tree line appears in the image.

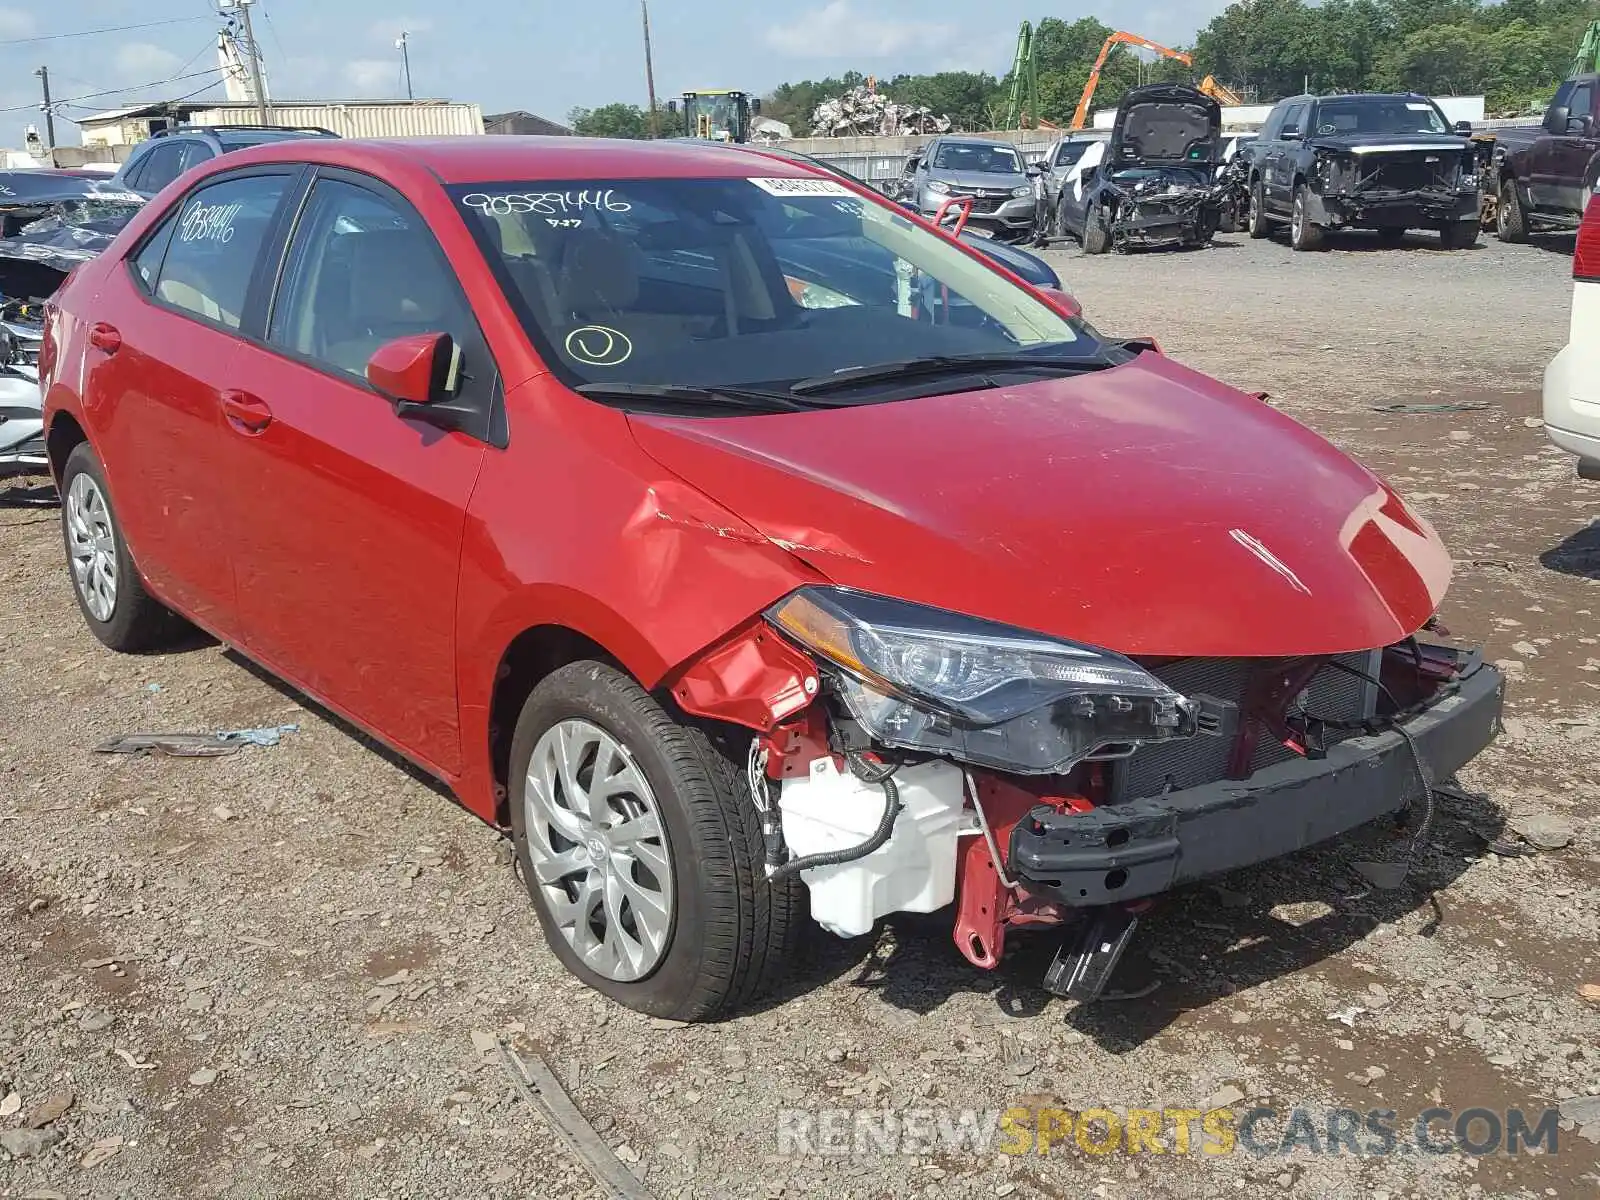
[567,0,1599,138]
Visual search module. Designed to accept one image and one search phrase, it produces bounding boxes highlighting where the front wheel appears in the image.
[1496,177,1528,243]
[508,660,802,1020]
[1247,180,1271,239]
[1082,204,1111,254]
[59,442,186,653]
[1290,185,1326,251]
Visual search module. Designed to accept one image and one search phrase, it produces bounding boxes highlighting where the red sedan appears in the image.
[40,136,1503,1020]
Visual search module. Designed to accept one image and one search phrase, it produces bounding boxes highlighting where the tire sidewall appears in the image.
[60,443,137,647]
[507,663,719,1017]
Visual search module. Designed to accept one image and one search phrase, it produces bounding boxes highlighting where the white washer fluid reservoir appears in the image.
[777,756,968,938]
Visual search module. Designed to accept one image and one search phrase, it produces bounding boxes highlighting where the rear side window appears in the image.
[268,178,481,382]
[148,174,289,329]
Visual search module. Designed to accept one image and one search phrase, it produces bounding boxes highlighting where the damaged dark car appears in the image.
[1056,84,1227,255]
[1244,92,1482,250]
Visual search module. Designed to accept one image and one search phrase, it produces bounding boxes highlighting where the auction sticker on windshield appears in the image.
[746,177,854,197]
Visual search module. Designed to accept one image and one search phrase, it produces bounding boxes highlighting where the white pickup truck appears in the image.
[1544,193,1600,478]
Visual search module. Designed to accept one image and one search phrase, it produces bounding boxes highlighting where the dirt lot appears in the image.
[3,225,1599,1200]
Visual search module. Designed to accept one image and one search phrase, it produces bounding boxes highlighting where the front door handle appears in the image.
[220,389,273,434]
[88,323,121,355]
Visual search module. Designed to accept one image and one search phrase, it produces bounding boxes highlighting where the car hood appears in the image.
[930,170,1027,191]
[1111,85,1222,167]
[626,352,1450,659]
[1308,132,1470,155]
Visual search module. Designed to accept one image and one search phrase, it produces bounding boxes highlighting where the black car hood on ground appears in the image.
[1109,85,1221,168]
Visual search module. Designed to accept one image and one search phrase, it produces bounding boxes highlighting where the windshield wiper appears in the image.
[789,352,1115,396]
[576,382,814,413]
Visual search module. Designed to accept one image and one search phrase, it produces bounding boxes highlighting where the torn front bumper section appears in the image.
[1309,188,1479,229]
[1010,657,1505,907]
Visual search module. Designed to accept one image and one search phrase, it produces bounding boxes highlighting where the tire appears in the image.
[1439,219,1480,250]
[508,660,802,1021]
[1376,226,1407,246]
[1496,176,1528,243]
[1290,184,1326,251]
[1082,204,1111,255]
[59,442,186,653]
[1247,180,1271,239]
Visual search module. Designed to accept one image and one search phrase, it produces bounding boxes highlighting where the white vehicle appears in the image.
[0,314,43,480]
[1543,193,1600,479]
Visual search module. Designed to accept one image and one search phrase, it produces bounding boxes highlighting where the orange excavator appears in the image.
[1069,30,1242,130]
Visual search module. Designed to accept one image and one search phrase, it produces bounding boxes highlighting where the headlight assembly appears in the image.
[1011,185,1033,198]
[766,587,1198,775]
[926,180,951,195]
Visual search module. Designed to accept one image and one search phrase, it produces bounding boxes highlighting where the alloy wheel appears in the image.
[522,718,674,982]
[66,472,118,623]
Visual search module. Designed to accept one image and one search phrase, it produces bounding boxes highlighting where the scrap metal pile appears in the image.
[810,86,954,138]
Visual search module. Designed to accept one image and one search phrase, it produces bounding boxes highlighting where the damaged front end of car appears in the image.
[664,587,1504,1004]
[1098,172,1228,251]
[1308,145,1481,229]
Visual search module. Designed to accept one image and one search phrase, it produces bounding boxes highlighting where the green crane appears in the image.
[1003,21,1041,129]
[1572,19,1600,79]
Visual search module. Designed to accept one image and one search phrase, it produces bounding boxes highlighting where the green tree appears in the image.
[567,103,651,139]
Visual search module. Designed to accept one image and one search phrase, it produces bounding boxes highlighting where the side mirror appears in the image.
[1034,286,1082,320]
[1453,120,1475,136]
[1025,163,1043,177]
[1282,129,1302,141]
[1546,105,1571,135]
[366,332,474,434]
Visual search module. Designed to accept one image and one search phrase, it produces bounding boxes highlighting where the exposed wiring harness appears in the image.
[747,741,906,882]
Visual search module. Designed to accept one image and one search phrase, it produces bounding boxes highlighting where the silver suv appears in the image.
[909,136,1039,239]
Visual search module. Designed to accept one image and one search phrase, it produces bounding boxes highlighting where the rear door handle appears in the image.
[88,323,121,355]
[220,389,273,434]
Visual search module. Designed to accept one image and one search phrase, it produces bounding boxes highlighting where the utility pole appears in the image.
[641,0,659,138]
[397,31,414,101]
[34,66,56,167]
[221,0,272,124]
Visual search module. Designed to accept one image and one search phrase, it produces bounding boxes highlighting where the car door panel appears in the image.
[224,173,493,774]
[82,170,294,633]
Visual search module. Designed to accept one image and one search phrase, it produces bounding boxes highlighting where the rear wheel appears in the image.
[508,660,802,1020]
[1496,177,1528,243]
[1247,180,1271,239]
[1439,219,1480,250]
[1290,185,1326,251]
[60,442,186,653]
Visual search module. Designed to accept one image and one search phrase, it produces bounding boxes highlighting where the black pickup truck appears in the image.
[1486,74,1600,240]
[1243,92,1481,250]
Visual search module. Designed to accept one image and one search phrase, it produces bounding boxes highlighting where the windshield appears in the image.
[930,143,1022,175]
[451,176,1087,398]
[1314,98,1450,136]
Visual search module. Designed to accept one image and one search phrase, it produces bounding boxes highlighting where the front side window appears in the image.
[137,143,189,194]
[148,173,288,329]
[452,176,1088,401]
[269,178,480,381]
[931,143,1022,175]
[1570,85,1593,126]
[1280,104,1308,137]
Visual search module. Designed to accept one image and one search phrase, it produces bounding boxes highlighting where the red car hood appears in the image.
[626,353,1450,658]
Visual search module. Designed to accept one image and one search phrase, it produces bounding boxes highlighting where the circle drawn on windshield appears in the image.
[564,325,633,367]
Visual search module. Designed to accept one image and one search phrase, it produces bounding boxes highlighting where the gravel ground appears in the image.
[3,225,1599,1200]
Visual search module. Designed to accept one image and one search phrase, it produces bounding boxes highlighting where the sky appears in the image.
[2,0,1232,148]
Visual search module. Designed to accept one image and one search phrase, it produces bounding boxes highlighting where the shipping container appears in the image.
[187,101,486,139]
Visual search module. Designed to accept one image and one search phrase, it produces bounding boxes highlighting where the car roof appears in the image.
[208,135,826,185]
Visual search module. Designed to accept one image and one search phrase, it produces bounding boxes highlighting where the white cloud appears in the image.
[114,43,183,84]
[0,8,35,39]
[763,1,958,59]
[344,59,400,97]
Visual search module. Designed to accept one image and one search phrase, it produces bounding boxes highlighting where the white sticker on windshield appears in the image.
[746,177,854,197]
[1405,103,1433,111]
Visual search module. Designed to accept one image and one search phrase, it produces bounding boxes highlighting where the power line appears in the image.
[0,16,211,47]
[0,67,226,114]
